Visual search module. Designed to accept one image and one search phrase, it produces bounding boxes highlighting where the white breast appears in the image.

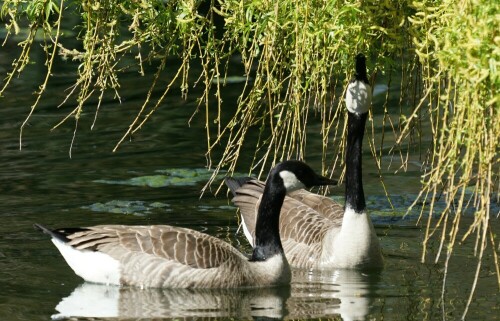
[249,253,291,285]
[322,206,382,269]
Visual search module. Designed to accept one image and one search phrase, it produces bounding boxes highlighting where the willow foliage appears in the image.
[0,0,498,317]
[407,1,499,316]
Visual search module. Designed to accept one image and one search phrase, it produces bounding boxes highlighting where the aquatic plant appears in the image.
[0,0,498,318]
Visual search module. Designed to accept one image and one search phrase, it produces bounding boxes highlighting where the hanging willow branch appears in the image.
[403,1,499,318]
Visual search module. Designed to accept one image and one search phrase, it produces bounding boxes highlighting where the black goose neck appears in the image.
[345,111,367,213]
[250,176,286,262]
[355,57,369,84]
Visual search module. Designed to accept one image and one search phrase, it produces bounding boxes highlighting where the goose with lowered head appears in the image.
[34,160,336,288]
[226,53,383,270]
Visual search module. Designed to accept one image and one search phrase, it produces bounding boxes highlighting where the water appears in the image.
[1,39,499,321]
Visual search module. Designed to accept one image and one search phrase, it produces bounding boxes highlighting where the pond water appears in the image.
[1,37,499,321]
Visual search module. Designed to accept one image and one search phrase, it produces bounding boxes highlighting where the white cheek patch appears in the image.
[345,81,372,114]
[279,170,305,192]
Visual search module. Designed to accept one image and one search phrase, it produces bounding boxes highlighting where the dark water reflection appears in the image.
[1,39,499,321]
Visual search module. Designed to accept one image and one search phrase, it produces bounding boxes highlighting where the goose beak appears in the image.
[314,175,338,186]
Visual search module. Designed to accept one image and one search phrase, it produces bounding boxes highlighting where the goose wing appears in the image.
[287,189,344,221]
[230,179,341,247]
[229,180,265,242]
[279,199,336,246]
[230,179,343,222]
[63,225,240,269]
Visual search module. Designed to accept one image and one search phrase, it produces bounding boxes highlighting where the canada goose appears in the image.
[226,54,383,269]
[34,160,336,288]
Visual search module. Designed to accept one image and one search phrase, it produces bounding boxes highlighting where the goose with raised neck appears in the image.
[226,54,383,269]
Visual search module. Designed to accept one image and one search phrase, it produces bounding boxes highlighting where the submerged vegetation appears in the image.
[0,0,498,318]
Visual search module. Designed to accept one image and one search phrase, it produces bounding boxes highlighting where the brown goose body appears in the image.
[35,160,337,288]
[35,224,288,288]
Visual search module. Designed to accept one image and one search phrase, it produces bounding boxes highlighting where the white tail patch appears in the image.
[279,170,305,192]
[345,81,372,114]
[52,238,121,285]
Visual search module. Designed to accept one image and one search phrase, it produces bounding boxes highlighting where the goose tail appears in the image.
[225,177,253,196]
[34,223,71,243]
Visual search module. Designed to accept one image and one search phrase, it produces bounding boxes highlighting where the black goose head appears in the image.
[354,53,369,84]
[346,53,372,115]
[268,160,338,193]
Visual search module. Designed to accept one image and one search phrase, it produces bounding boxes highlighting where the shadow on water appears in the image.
[1,28,499,321]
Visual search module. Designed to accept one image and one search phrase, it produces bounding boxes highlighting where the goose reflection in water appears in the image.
[52,269,379,320]
[52,284,290,320]
[290,268,380,321]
